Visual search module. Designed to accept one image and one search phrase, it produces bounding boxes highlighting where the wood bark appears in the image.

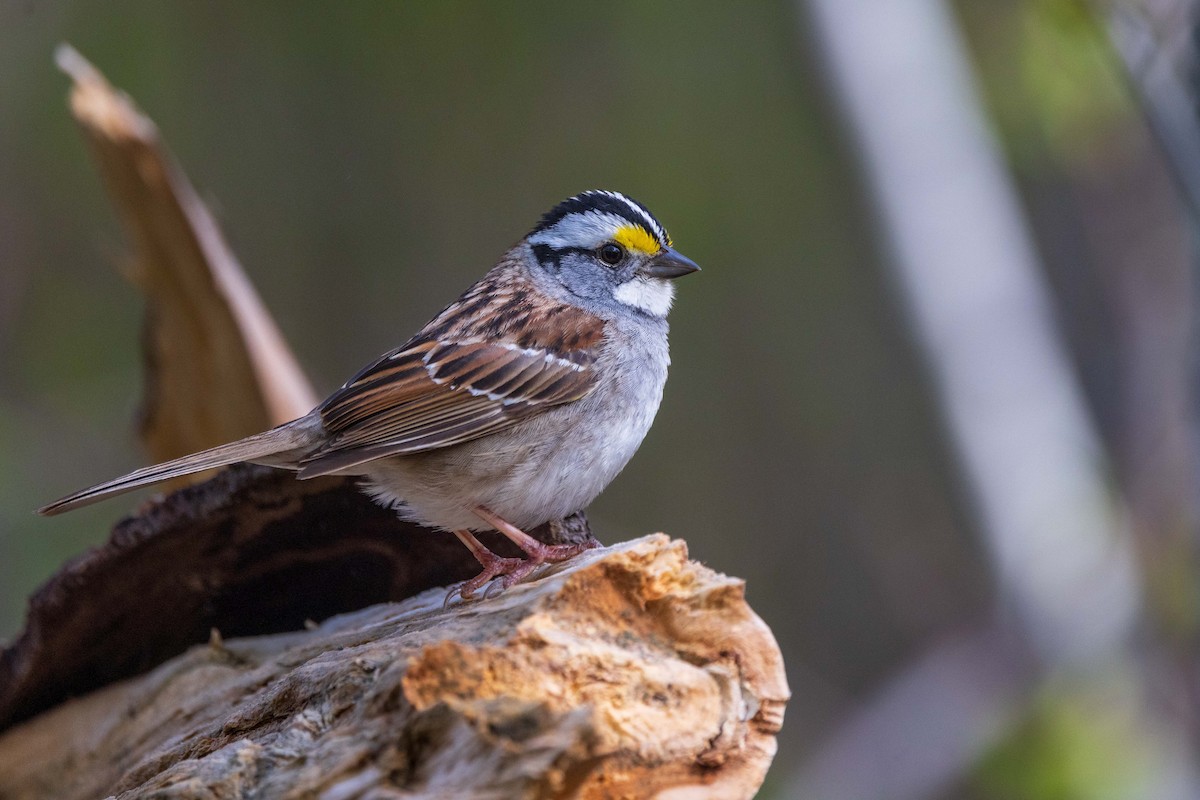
[56,44,317,475]
[0,465,591,734]
[0,534,787,799]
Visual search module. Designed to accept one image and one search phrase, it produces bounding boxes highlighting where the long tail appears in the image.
[38,418,318,516]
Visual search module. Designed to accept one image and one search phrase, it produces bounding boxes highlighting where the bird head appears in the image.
[526,190,700,318]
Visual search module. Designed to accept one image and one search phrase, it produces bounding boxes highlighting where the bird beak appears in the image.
[642,247,701,279]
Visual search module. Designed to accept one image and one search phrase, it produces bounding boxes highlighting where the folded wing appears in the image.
[299,334,599,477]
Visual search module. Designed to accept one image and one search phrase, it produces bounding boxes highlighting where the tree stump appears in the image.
[0,534,787,799]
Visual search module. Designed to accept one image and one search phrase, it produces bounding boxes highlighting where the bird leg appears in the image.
[447,507,599,603]
[447,529,528,603]
[473,505,599,565]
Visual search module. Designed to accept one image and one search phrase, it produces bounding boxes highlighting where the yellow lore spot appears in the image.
[612,224,662,255]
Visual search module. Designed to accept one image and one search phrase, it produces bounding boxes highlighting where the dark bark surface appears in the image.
[0,463,591,732]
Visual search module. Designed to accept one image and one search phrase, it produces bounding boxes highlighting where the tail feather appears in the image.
[38,419,317,516]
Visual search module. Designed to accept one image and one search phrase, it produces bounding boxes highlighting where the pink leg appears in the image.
[448,529,527,602]
[472,506,599,566]
[446,510,600,603]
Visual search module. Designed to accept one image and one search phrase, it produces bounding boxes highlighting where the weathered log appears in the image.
[0,535,787,799]
[0,464,590,734]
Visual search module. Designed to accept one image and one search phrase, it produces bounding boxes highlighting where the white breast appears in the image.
[360,320,671,533]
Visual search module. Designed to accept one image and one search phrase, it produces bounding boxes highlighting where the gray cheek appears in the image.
[558,259,616,301]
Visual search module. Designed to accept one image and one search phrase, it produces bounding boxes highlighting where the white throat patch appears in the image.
[614,276,675,317]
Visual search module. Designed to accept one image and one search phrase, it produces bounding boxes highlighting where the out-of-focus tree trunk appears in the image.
[794,0,1155,796]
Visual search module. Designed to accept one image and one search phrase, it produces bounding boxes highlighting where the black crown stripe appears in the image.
[532,190,668,246]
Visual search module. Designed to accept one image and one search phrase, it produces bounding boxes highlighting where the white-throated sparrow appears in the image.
[40,190,699,598]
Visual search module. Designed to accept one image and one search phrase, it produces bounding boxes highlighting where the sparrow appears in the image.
[39,190,700,599]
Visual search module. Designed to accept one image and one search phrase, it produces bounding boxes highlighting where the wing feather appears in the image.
[299,331,601,477]
[299,261,607,477]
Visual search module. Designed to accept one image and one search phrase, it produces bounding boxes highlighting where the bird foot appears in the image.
[445,527,602,606]
[444,550,527,606]
[480,536,601,599]
[516,535,601,564]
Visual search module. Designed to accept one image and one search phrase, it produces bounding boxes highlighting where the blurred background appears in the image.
[4,1,1200,797]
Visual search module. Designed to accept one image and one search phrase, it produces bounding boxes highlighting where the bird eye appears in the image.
[598,243,624,266]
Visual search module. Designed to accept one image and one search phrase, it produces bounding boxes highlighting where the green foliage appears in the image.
[959,0,1134,171]
[975,676,1157,800]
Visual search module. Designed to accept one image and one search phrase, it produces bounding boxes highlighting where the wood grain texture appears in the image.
[57,45,318,472]
[0,536,788,800]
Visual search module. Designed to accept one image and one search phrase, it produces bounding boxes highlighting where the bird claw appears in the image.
[444,527,603,607]
[445,553,527,605]
[442,585,463,610]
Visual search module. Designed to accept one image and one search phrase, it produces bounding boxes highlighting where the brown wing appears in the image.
[299,333,601,478]
[300,259,607,477]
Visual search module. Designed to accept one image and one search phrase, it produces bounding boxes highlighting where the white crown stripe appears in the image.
[530,190,668,250]
[526,211,638,250]
[600,190,668,244]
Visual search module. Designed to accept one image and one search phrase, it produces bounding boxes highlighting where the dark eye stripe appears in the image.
[532,243,590,271]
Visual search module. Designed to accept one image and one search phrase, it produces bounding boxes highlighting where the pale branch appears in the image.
[56,44,317,472]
